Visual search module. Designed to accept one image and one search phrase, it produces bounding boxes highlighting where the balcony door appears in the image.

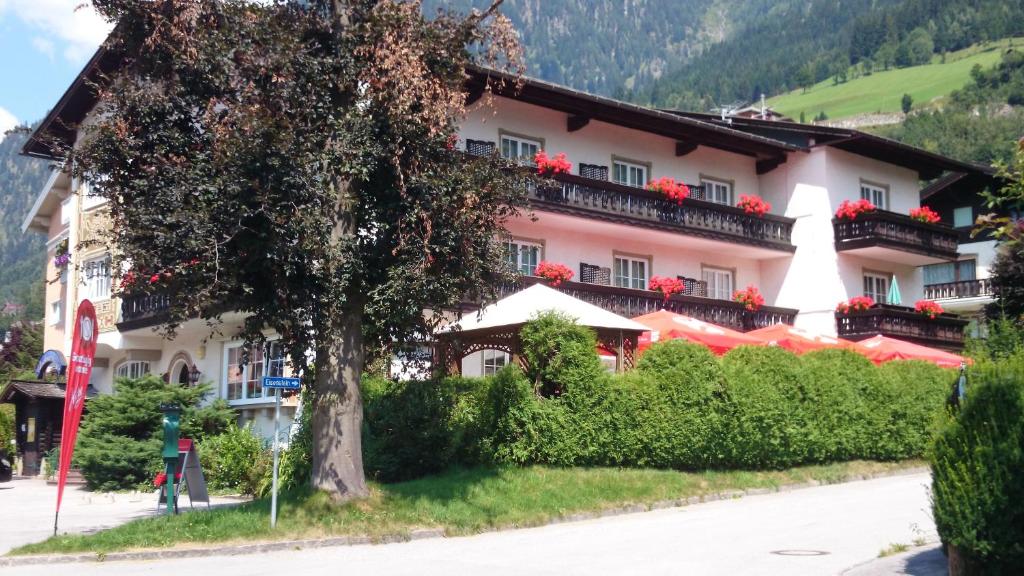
[863,272,890,304]
[507,239,542,276]
[860,182,888,210]
[702,266,734,300]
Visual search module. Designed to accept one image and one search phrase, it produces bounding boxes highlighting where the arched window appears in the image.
[115,360,151,380]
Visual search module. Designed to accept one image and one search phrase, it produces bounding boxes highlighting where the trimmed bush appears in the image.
[635,340,728,469]
[878,360,954,459]
[75,376,234,491]
[931,358,1024,573]
[520,311,605,398]
[720,345,805,468]
[798,349,890,461]
[200,424,270,495]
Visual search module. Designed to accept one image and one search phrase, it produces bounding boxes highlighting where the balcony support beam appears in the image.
[567,115,590,132]
[756,155,786,175]
[675,141,698,156]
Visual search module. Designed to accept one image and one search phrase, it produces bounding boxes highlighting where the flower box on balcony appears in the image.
[832,209,959,264]
[530,172,795,252]
[835,303,968,351]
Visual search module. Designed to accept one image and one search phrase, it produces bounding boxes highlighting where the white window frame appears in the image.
[60,196,73,226]
[953,206,973,228]
[222,339,287,404]
[80,254,112,301]
[507,238,543,276]
[702,266,735,301]
[49,300,62,326]
[79,182,107,211]
[482,349,510,376]
[614,254,650,290]
[499,132,542,165]
[860,182,888,210]
[700,177,733,205]
[115,360,151,380]
[612,159,648,188]
[863,271,890,304]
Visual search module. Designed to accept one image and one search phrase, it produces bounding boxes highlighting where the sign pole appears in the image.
[271,387,281,529]
[261,375,299,529]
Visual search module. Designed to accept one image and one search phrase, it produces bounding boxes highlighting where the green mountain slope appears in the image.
[0,128,49,324]
[770,39,1020,121]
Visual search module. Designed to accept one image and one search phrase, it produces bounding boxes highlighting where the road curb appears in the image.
[0,465,930,567]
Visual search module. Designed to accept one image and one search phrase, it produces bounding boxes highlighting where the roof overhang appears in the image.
[467,67,799,162]
[21,43,121,161]
[21,169,70,234]
[661,111,995,181]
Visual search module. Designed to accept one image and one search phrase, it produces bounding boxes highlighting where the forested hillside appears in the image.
[422,0,762,96]
[0,128,49,326]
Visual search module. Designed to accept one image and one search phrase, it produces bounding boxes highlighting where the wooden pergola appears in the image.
[436,283,648,376]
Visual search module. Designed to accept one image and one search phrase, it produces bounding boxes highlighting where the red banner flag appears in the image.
[54,300,98,533]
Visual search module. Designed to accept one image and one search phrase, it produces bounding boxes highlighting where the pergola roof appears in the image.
[440,283,649,335]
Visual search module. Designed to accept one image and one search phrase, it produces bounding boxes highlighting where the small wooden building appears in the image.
[0,380,97,476]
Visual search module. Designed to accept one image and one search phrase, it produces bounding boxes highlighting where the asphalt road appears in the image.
[5,471,938,576]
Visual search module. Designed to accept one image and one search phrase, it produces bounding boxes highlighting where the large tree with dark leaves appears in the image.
[69,0,527,500]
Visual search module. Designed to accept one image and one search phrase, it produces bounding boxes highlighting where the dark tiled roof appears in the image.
[0,380,99,403]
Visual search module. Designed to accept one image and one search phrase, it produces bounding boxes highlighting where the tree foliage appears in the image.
[66,0,527,498]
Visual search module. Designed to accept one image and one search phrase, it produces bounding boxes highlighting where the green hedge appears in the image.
[363,313,957,480]
[931,354,1024,573]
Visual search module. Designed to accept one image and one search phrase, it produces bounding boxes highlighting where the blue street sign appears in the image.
[262,376,301,390]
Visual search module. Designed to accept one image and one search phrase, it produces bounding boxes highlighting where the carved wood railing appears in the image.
[923,278,993,300]
[835,304,968,350]
[833,211,959,259]
[530,174,795,252]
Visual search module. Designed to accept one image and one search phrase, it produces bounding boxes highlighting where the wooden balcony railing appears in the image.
[496,276,797,332]
[835,304,968,350]
[923,278,993,301]
[531,174,795,252]
[117,292,172,331]
[833,210,959,260]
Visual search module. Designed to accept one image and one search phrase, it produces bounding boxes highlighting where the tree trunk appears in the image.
[311,307,369,500]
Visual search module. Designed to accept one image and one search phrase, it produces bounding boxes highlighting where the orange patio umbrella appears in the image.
[747,323,857,355]
[853,335,971,368]
[633,310,762,356]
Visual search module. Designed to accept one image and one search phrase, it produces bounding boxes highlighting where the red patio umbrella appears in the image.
[633,310,762,356]
[853,335,970,368]
[747,323,858,355]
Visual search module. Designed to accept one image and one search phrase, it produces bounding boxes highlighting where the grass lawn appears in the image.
[770,38,1023,120]
[11,460,924,556]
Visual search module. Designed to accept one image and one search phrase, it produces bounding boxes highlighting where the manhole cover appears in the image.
[770,550,830,556]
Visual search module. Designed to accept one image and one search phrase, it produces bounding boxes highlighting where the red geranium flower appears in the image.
[534,151,572,176]
[649,276,684,300]
[909,206,941,224]
[646,177,690,205]
[732,285,765,312]
[534,261,574,287]
[836,296,875,314]
[914,299,944,319]
[835,199,876,220]
[736,194,771,216]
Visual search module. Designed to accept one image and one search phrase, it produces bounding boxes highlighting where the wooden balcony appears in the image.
[923,278,993,301]
[117,292,172,331]
[497,276,797,332]
[835,304,969,351]
[530,174,795,253]
[833,210,959,265]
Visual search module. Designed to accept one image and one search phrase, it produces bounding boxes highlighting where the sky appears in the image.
[0,0,112,134]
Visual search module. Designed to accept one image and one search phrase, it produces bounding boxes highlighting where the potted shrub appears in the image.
[909,206,941,224]
[533,151,572,177]
[836,296,875,314]
[736,194,771,217]
[534,261,574,287]
[733,285,765,311]
[835,199,876,220]
[646,177,690,204]
[914,299,944,319]
[649,275,684,300]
